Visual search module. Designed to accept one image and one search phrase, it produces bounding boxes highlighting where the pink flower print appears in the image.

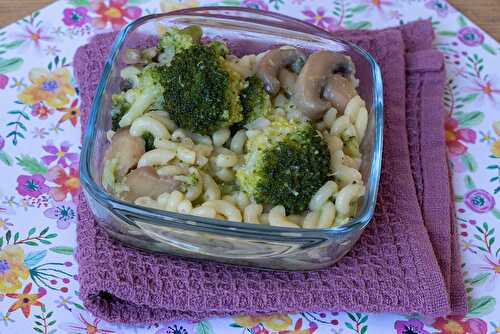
[62,7,91,27]
[89,0,142,30]
[394,319,430,334]
[0,135,5,150]
[425,0,449,17]
[31,102,53,120]
[458,27,485,47]
[16,25,52,50]
[16,174,50,197]
[302,7,335,30]
[241,0,268,11]
[41,141,79,168]
[445,116,476,155]
[0,74,9,89]
[464,189,496,213]
[470,77,500,105]
[43,201,77,229]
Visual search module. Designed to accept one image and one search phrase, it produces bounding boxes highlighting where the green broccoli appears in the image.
[341,134,361,158]
[239,75,272,124]
[117,64,167,128]
[111,94,130,131]
[157,25,202,65]
[236,118,331,214]
[162,43,244,135]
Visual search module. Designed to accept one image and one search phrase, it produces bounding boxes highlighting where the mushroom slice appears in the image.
[323,74,358,112]
[256,47,305,95]
[278,68,298,97]
[122,166,179,202]
[104,127,145,178]
[294,51,356,120]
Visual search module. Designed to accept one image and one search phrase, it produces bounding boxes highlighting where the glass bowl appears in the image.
[79,6,383,271]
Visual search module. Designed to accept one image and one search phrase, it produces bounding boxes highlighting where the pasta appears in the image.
[137,148,176,167]
[130,115,170,140]
[104,30,372,230]
[202,200,242,222]
[244,204,263,224]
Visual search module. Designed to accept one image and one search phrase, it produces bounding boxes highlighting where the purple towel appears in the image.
[74,20,467,324]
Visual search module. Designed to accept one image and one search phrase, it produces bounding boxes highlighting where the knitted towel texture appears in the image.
[74,20,467,324]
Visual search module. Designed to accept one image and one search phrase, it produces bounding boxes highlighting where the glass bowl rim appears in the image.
[79,6,383,236]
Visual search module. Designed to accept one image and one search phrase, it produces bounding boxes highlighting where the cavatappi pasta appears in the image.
[103,25,368,229]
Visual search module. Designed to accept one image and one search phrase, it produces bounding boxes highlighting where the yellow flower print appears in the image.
[491,140,500,157]
[0,246,29,293]
[18,68,76,109]
[491,121,500,158]
[160,0,199,13]
[233,314,292,331]
[493,120,500,136]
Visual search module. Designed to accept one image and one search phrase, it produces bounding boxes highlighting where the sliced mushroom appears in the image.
[256,47,305,95]
[103,127,145,178]
[122,166,179,202]
[323,74,358,112]
[294,51,356,120]
[278,68,298,97]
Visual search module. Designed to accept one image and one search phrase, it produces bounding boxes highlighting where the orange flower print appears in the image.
[46,166,80,203]
[6,283,46,318]
[58,98,80,126]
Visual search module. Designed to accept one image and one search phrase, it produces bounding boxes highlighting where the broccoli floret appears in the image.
[236,118,330,214]
[341,134,360,158]
[208,40,230,58]
[157,25,202,65]
[162,44,244,135]
[142,132,155,151]
[111,94,130,131]
[118,65,167,127]
[239,75,272,124]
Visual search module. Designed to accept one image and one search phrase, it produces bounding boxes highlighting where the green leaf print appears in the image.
[458,16,467,28]
[467,273,491,287]
[0,151,13,166]
[16,155,48,174]
[350,5,368,13]
[344,21,372,30]
[464,175,475,189]
[49,246,74,255]
[454,111,484,127]
[0,57,23,73]
[0,40,24,49]
[460,93,479,103]
[468,296,496,316]
[68,0,90,6]
[481,43,497,55]
[439,31,456,37]
[24,250,47,268]
[461,153,477,172]
[196,321,214,334]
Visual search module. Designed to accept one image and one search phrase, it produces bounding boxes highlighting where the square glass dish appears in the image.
[79,6,383,271]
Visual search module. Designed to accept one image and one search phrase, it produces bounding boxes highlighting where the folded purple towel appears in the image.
[74,20,467,324]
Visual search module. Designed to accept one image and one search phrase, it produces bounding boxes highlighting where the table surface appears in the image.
[0,0,499,41]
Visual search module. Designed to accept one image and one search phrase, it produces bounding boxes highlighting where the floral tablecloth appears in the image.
[0,0,499,333]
